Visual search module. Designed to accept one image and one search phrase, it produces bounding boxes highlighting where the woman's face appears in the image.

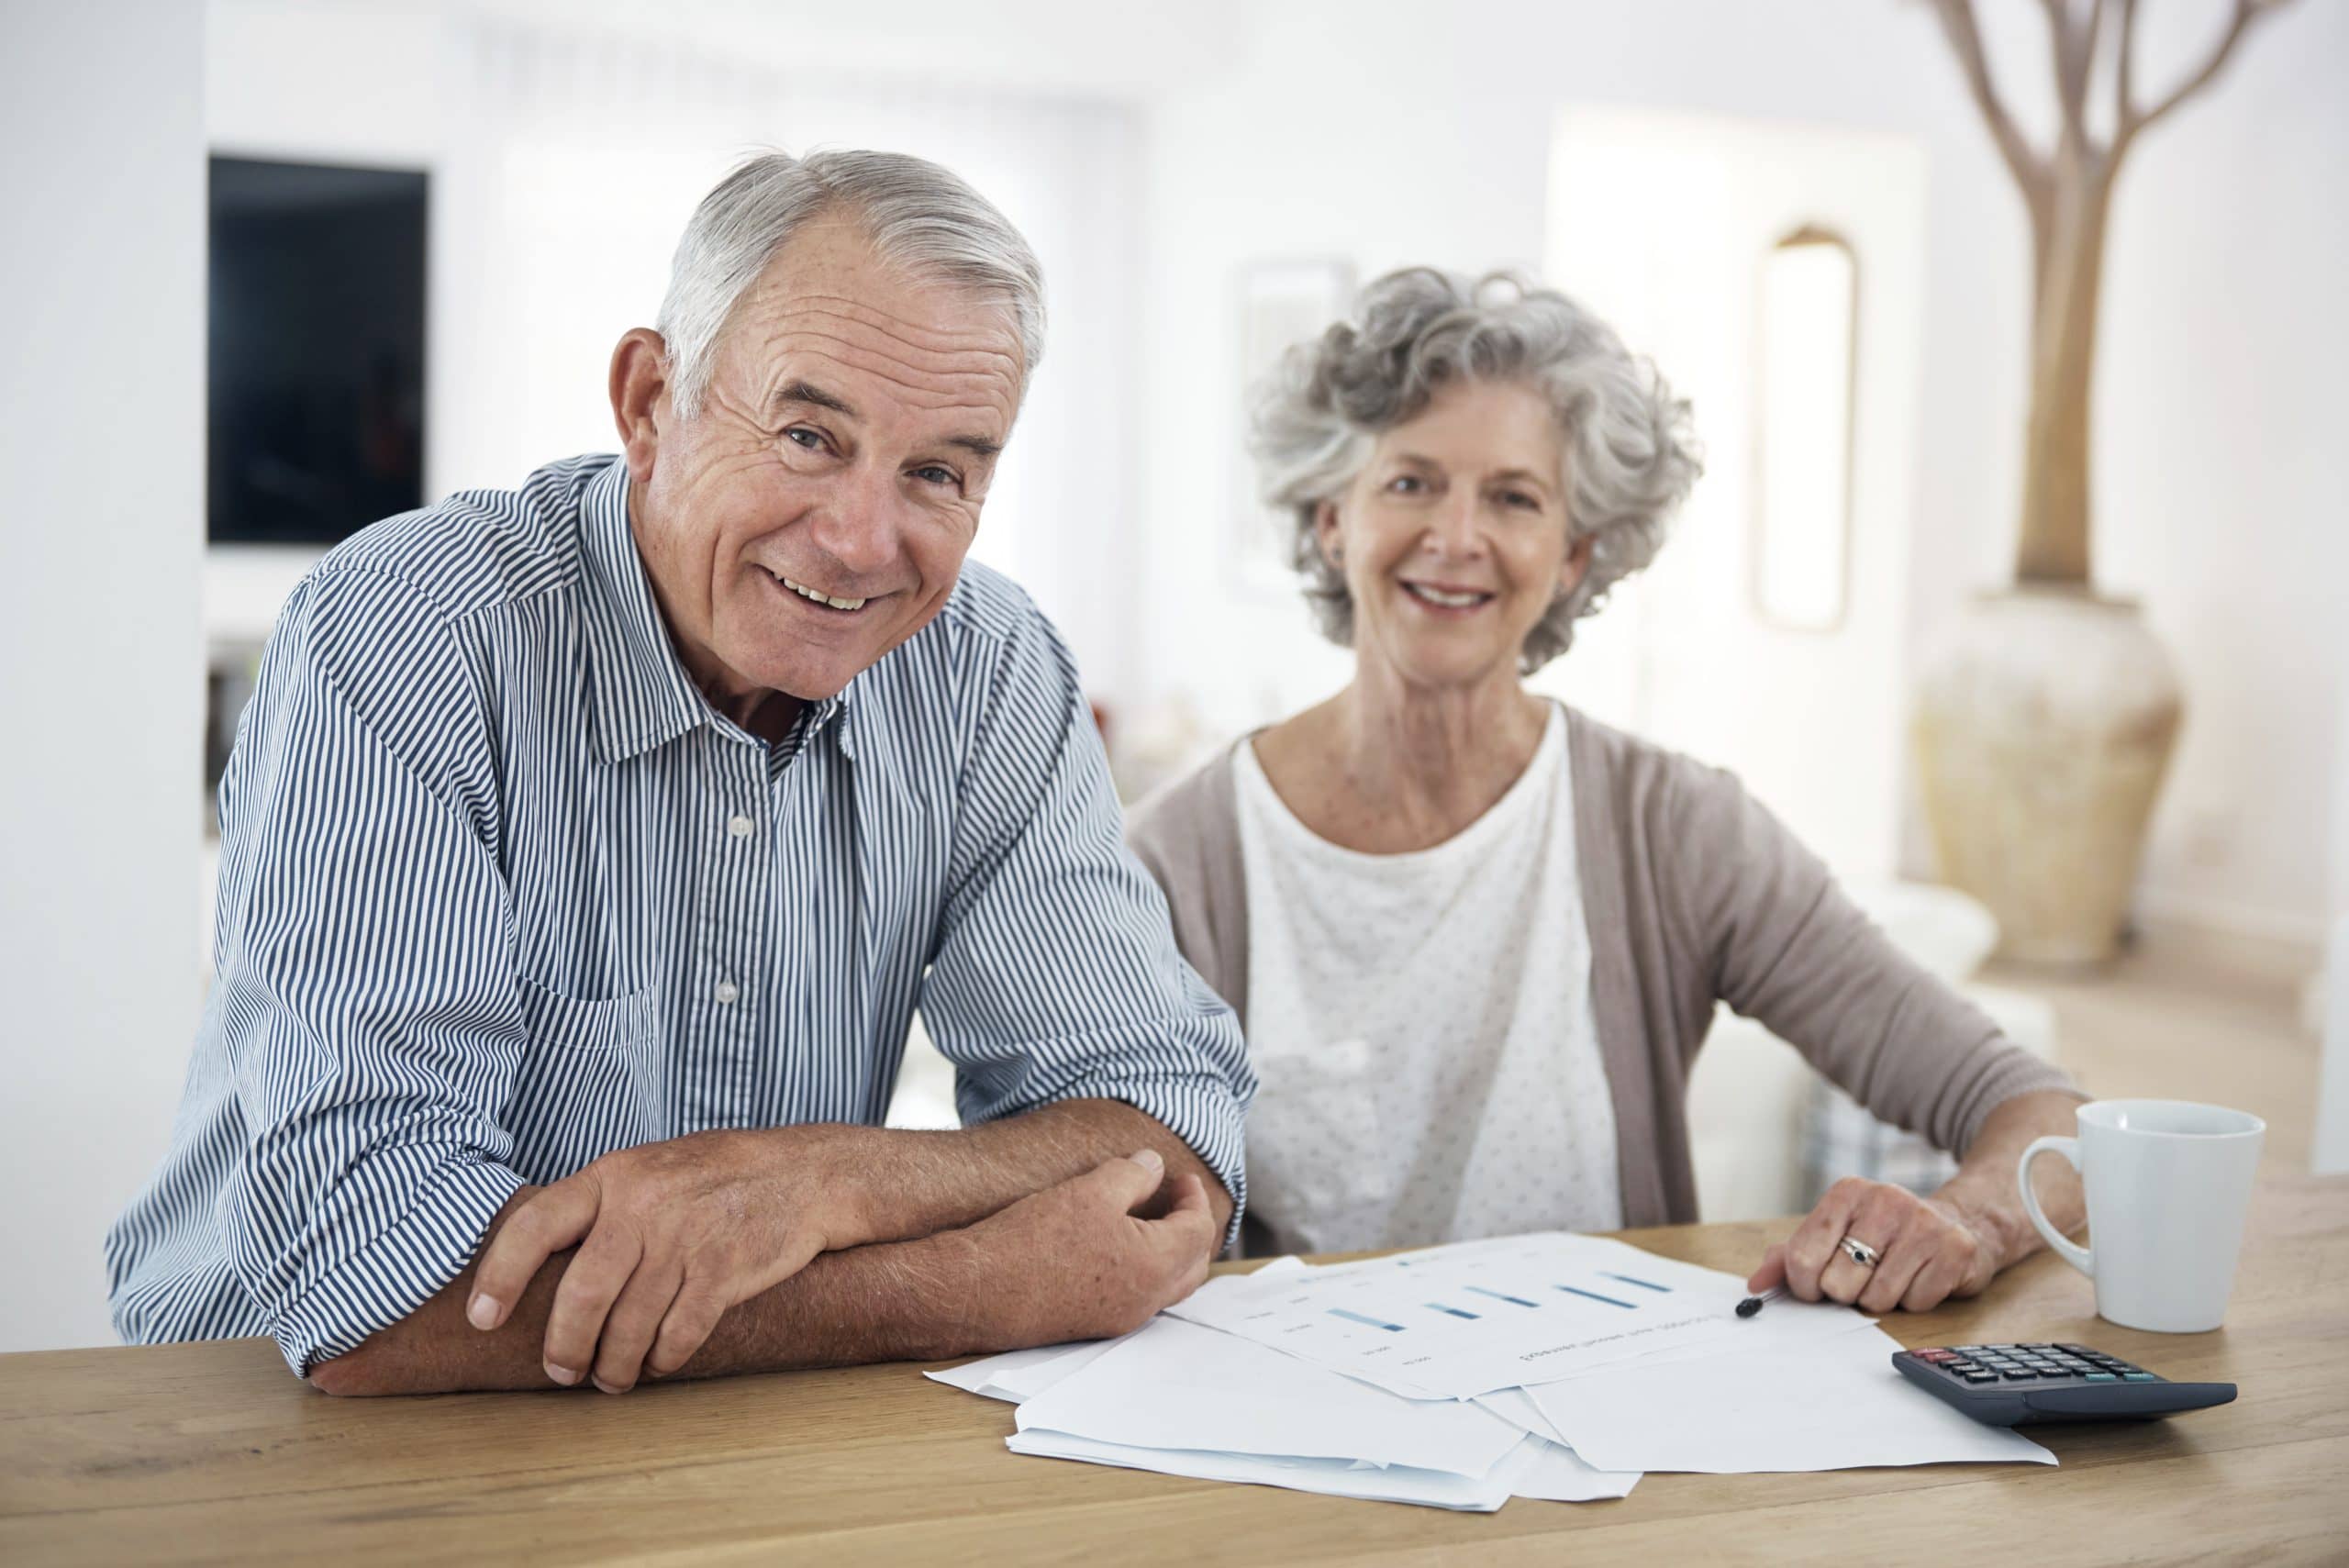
[1319,377,1590,692]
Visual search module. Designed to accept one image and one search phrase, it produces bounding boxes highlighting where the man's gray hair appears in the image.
[1252,268,1700,672]
[656,149,1046,419]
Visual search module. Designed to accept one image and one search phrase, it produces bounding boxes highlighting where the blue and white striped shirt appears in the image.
[106,454,1253,1374]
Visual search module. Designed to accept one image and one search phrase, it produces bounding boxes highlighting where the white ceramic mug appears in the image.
[2018,1099,2265,1333]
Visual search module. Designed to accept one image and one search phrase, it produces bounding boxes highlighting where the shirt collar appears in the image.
[578,456,713,765]
[577,454,867,766]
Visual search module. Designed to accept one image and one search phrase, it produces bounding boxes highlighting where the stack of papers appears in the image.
[929,1232,2053,1510]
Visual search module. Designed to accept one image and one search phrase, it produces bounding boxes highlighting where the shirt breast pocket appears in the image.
[517,973,658,1053]
[507,974,664,1175]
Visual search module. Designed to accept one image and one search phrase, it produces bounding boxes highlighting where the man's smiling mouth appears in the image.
[766,568,870,612]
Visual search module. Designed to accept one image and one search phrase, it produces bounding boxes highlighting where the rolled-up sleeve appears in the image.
[1664,760,2083,1158]
[200,569,527,1374]
[918,605,1255,1248]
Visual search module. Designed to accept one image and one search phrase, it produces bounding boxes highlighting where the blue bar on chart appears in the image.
[1328,1308,1407,1332]
[1598,1271,1672,1294]
[1464,1285,1542,1309]
[1555,1284,1638,1310]
[1426,1303,1481,1320]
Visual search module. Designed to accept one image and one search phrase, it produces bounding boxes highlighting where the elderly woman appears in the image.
[1130,269,2087,1314]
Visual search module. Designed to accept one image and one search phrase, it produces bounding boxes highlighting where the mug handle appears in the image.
[2018,1136,2092,1276]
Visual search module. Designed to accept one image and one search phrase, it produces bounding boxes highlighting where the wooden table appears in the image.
[6,1176,2344,1565]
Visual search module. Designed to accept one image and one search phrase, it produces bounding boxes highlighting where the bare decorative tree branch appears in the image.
[1919,0,2294,584]
[2116,0,2142,132]
[1924,0,2049,195]
[2120,0,2277,148]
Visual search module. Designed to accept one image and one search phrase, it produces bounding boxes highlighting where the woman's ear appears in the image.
[1558,532,1596,597]
[608,328,672,479]
[1314,499,1345,572]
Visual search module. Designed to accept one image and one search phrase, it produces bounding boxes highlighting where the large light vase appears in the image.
[1913,589,2183,966]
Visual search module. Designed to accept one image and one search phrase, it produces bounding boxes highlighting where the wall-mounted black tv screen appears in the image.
[208,156,426,546]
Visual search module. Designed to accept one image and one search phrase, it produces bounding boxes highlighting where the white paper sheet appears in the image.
[1008,1429,1639,1510]
[1011,1315,1526,1478]
[925,1262,1313,1402]
[1007,1429,1522,1511]
[925,1340,1114,1404]
[1168,1231,1869,1399]
[1475,1386,1572,1447]
[1498,1436,1642,1503]
[1525,1324,2058,1473]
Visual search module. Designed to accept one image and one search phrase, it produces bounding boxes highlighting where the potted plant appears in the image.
[1912,0,2296,963]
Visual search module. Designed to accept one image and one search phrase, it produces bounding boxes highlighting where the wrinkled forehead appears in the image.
[719,233,1026,433]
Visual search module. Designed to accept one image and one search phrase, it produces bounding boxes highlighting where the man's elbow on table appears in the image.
[306,1348,385,1398]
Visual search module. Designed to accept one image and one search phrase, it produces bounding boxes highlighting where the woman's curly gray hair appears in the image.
[1252,268,1700,672]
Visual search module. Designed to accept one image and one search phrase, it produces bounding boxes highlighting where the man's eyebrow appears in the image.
[774,379,856,417]
[775,378,999,459]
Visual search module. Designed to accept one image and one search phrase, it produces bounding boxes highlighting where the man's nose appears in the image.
[807,463,901,578]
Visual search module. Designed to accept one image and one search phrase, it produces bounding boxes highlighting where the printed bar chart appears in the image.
[1168,1232,1771,1398]
[1554,1285,1637,1309]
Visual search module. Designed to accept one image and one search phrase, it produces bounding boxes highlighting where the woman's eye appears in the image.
[1386,474,1425,495]
[1502,491,1541,510]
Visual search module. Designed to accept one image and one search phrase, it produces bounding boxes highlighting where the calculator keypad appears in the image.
[1914,1342,2154,1385]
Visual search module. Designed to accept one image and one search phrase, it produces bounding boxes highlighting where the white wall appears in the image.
[1542,109,1928,880]
[2316,609,2349,1173]
[1133,0,2348,940]
[0,3,207,1351]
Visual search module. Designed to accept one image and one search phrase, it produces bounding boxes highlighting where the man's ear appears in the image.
[1559,532,1596,596]
[609,328,672,478]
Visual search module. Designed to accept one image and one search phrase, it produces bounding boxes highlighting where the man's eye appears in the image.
[785,428,824,451]
[911,465,960,490]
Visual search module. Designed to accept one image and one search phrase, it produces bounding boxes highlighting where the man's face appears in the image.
[627,215,1024,718]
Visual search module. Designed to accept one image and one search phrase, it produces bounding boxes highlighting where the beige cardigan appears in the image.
[1125,706,2080,1233]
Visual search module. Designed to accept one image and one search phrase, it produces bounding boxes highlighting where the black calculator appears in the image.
[1892,1342,2236,1427]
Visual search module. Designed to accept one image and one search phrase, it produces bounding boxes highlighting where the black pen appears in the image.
[1735,1285,1784,1318]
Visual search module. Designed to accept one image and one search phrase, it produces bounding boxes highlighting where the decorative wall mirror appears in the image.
[1752,225,1858,634]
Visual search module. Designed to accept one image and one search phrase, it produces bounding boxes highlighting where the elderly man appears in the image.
[106,150,1252,1397]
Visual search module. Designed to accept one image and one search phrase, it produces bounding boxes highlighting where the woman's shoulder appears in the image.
[1124,737,1249,870]
[1559,704,1742,813]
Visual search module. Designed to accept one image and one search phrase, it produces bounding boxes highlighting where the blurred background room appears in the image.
[3,0,2343,1354]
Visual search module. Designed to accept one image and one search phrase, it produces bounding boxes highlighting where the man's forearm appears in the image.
[310,1220,1001,1396]
[829,1096,1235,1244]
[1934,1089,2087,1270]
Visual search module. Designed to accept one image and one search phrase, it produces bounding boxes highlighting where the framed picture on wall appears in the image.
[1229,258,1355,597]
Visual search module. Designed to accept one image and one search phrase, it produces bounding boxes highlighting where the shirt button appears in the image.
[727,814,755,839]
[713,979,740,1005]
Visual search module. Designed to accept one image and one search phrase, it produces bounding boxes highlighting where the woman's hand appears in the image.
[1746,1176,2002,1313]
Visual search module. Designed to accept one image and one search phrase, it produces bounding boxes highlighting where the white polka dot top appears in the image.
[1232,702,1622,1257]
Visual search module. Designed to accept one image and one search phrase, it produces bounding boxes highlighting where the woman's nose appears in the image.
[1422,492,1485,557]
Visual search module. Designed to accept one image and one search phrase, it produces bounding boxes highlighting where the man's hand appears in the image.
[958,1148,1217,1348]
[1745,1176,2000,1314]
[466,1126,866,1393]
